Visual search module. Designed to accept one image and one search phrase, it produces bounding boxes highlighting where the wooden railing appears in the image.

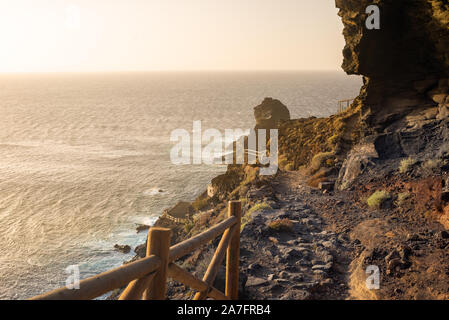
[31,201,242,300]
[338,99,354,113]
[160,209,189,224]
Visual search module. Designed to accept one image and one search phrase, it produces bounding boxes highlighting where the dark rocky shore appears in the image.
[111,0,449,300]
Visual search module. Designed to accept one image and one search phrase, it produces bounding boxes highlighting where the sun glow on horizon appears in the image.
[0,0,345,73]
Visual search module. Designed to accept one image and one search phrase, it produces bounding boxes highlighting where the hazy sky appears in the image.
[0,0,346,72]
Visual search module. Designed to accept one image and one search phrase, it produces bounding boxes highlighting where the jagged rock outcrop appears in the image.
[114,244,131,254]
[208,98,291,201]
[254,98,291,130]
[336,0,449,132]
[336,138,378,190]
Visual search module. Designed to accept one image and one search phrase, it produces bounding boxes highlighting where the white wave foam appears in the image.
[143,188,168,196]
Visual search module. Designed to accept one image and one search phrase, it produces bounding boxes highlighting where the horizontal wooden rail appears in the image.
[31,255,161,300]
[169,216,237,262]
[31,202,241,301]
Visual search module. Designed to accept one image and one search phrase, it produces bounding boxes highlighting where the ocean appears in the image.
[0,71,361,299]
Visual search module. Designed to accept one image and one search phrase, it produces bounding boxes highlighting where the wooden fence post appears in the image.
[225,201,241,300]
[143,228,171,300]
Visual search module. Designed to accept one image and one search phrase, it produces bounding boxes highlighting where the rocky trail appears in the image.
[239,170,449,300]
[124,167,449,301]
[239,171,361,300]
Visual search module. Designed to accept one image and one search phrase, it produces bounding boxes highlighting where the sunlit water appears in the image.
[0,71,361,299]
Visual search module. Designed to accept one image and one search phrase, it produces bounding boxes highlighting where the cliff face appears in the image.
[336,0,449,132]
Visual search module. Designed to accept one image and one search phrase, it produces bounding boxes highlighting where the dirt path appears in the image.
[239,171,362,300]
[247,170,449,300]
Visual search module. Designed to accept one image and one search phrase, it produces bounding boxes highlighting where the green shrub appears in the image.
[309,152,335,174]
[240,202,272,231]
[399,158,417,174]
[367,190,391,209]
[268,218,294,233]
[278,157,289,169]
[247,202,272,216]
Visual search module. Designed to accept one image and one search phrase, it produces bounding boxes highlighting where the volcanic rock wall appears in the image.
[336,0,449,132]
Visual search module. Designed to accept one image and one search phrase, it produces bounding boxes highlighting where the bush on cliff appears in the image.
[399,158,417,174]
[367,190,392,209]
[247,202,272,215]
[241,202,272,231]
[278,155,295,171]
[307,166,338,188]
[309,152,335,174]
[268,218,294,233]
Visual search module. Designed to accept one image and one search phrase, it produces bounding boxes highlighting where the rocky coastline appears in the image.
[111,0,449,300]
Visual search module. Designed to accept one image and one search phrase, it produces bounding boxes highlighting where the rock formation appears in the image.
[336,0,449,131]
[208,98,291,201]
[330,0,449,189]
[114,244,131,254]
[254,98,291,130]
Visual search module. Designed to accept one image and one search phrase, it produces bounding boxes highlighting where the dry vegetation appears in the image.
[399,158,417,174]
[367,190,392,209]
[268,218,294,233]
[277,102,362,172]
[192,196,209,212]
